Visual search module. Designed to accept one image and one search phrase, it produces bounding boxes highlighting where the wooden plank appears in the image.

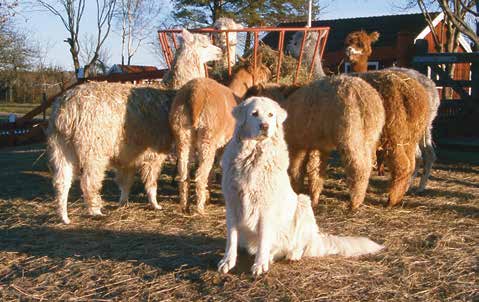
[434,80,472,87]
[413,52,479,64]
[429,64,473,102]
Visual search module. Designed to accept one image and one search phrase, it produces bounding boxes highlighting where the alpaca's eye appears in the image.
[252,111,258,117]
[268,113,273,117]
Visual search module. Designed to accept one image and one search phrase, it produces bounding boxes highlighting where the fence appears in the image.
[158,26,330,84]
[412,51,479,139]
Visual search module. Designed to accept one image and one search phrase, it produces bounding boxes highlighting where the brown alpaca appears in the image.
[353,71,430,206]
[245,75,386,209]
[169,58,271,214]
[344,30,439,192]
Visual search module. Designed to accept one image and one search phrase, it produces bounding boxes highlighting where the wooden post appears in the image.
[42,93,47,121]
[413,39,428,75]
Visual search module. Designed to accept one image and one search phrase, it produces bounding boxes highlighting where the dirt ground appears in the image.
[0,144,477,301]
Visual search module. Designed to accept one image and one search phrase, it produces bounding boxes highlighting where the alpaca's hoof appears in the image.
[89,207,104,216]
[180,205,190,215]
[196,206,206,216]
[350,203,362,210]
[61,215,71,224]
[151,203,163,210]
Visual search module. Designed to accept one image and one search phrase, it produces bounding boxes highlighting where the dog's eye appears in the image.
[268,113,273,117]
[252,111,258,117]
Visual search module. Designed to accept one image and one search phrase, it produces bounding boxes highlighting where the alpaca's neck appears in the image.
[350,57,369,72]
[301,37,326,78]
[162,48,204,89]
[228,69,253,100]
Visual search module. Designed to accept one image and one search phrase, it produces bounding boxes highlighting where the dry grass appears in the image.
[0,144,478,301]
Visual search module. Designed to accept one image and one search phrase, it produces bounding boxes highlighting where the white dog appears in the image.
[218,96,384,276]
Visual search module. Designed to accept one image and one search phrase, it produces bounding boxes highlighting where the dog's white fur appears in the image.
[218,97,384,276]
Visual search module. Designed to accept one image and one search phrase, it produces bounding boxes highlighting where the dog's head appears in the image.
[232,96,287,140]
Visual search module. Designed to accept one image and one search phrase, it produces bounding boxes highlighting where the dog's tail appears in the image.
[310,233,384,257]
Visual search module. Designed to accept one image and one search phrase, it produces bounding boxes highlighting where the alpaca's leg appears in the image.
[195,144,216,214]
[409,146,421,191]
[307,150,330,207]
[341,146,373,209]
[387,144,416,207]
[176,130,193,213]
[417,133,436,193]
[80,158,108,216]
[140,154,167,210]
[376,150,386,176]
[289,149,308,193]
[115,167,135,206]
[49,135,75,224]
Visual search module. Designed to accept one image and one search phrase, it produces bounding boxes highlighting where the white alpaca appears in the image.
[213,17,243,68]
[48,29,222,224]
[218,97,384,276]
[286,31,326,78]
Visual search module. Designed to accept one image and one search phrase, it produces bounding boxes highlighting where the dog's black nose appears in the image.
[260,123,269,131]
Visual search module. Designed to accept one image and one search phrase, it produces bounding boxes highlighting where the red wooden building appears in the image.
[262,13,472,80]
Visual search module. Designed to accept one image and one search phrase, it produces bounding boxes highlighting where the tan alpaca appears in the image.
[245,75,386,209]
[169,57,271,214]
[48,30,222,224]
[344,30,439,192]
[213,17,243,69]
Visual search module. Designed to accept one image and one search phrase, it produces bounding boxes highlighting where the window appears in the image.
[344,61,380,73]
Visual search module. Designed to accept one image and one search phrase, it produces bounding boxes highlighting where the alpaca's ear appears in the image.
[182,29,194,44]
[275,104,287,125]
[369,31,380,43]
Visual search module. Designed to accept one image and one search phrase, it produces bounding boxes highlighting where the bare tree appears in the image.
[404,0,478,98]
[438,0,478,50]
[114,0,162,65]
[0,0,18,25]
[80,33,111,75]
[32,0,116,78]
[405,0,478,51]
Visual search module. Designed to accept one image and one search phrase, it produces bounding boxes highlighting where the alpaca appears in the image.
[352,71,430,206]
[286,30,326,78]
[169,56,271,214]
[248,71,430,208]
[245,75,386,209]
[344,30,439,192]
[48,29,222,224]
[213,17,243,69]
[218,96,383,276]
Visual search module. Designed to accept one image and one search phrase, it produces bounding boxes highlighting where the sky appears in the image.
[15,0,420,71]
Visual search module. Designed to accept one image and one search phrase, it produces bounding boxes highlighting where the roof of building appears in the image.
[109,65,159,74]
[262,12,441,53]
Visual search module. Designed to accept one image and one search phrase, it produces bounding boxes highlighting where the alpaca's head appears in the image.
[344,31,380,63]
[286,31,321,58]
[213,18,243,47]
[233,96,287,140]
[181,29,223,65]
[238,52,272,83]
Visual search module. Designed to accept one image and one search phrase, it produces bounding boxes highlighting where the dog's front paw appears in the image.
[251,261,269,277]
[218,256,236,274]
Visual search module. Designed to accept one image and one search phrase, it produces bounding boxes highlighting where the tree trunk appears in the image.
[244,31,251,54]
